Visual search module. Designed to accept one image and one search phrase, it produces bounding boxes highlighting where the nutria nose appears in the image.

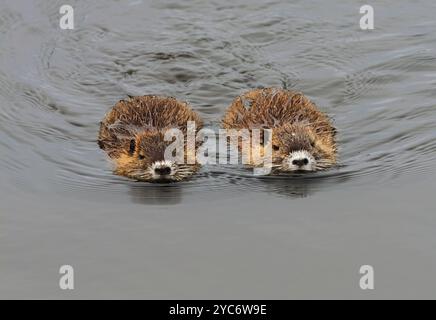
[292,158,309,167]
[154,166,171,175]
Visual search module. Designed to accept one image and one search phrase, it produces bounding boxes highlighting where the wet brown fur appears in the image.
[222,88,337,170]
[98,95,203,181]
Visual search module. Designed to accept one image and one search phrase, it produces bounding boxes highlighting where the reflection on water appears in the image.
[253,168,353,198]
[129,184,183,205]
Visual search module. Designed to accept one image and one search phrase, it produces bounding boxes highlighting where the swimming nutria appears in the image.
[98,95,203,182]
[222,88,337,172]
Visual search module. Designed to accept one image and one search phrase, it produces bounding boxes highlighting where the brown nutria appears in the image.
[98,95,203,182]
[222,88,337,172]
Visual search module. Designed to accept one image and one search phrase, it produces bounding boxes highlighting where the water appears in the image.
[1,0,436,299]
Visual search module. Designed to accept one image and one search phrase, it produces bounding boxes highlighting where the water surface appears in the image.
[1,0,436,298]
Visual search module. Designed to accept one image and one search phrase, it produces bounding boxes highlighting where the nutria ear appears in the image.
[129,139,136,155]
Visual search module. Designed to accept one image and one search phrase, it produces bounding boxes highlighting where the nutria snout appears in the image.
[98,95,203,182]
[222,88,337,172]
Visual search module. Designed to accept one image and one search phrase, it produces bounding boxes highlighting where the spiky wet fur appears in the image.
[222,88,337,172]
[98,95,203,182]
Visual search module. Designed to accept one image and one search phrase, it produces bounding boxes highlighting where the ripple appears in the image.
[0,8,22,35]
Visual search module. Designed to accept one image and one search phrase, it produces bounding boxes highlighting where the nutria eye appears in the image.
[138,155,145,160]
[272,145,280,151]
[129,139,136,155]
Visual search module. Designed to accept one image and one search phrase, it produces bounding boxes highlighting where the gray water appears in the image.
[1,0,436,299]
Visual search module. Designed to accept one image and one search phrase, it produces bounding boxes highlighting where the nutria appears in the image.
[98,95,203,182]
[222,88,337,172]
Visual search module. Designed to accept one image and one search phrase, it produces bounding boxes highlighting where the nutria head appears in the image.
[270,124,336,172]
[114,130,199,182]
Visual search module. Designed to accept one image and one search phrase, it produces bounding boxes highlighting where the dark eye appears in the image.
[310,141,316,148]
[272,145,280,151]
[129,139,136,155]
[138,155,145,160]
